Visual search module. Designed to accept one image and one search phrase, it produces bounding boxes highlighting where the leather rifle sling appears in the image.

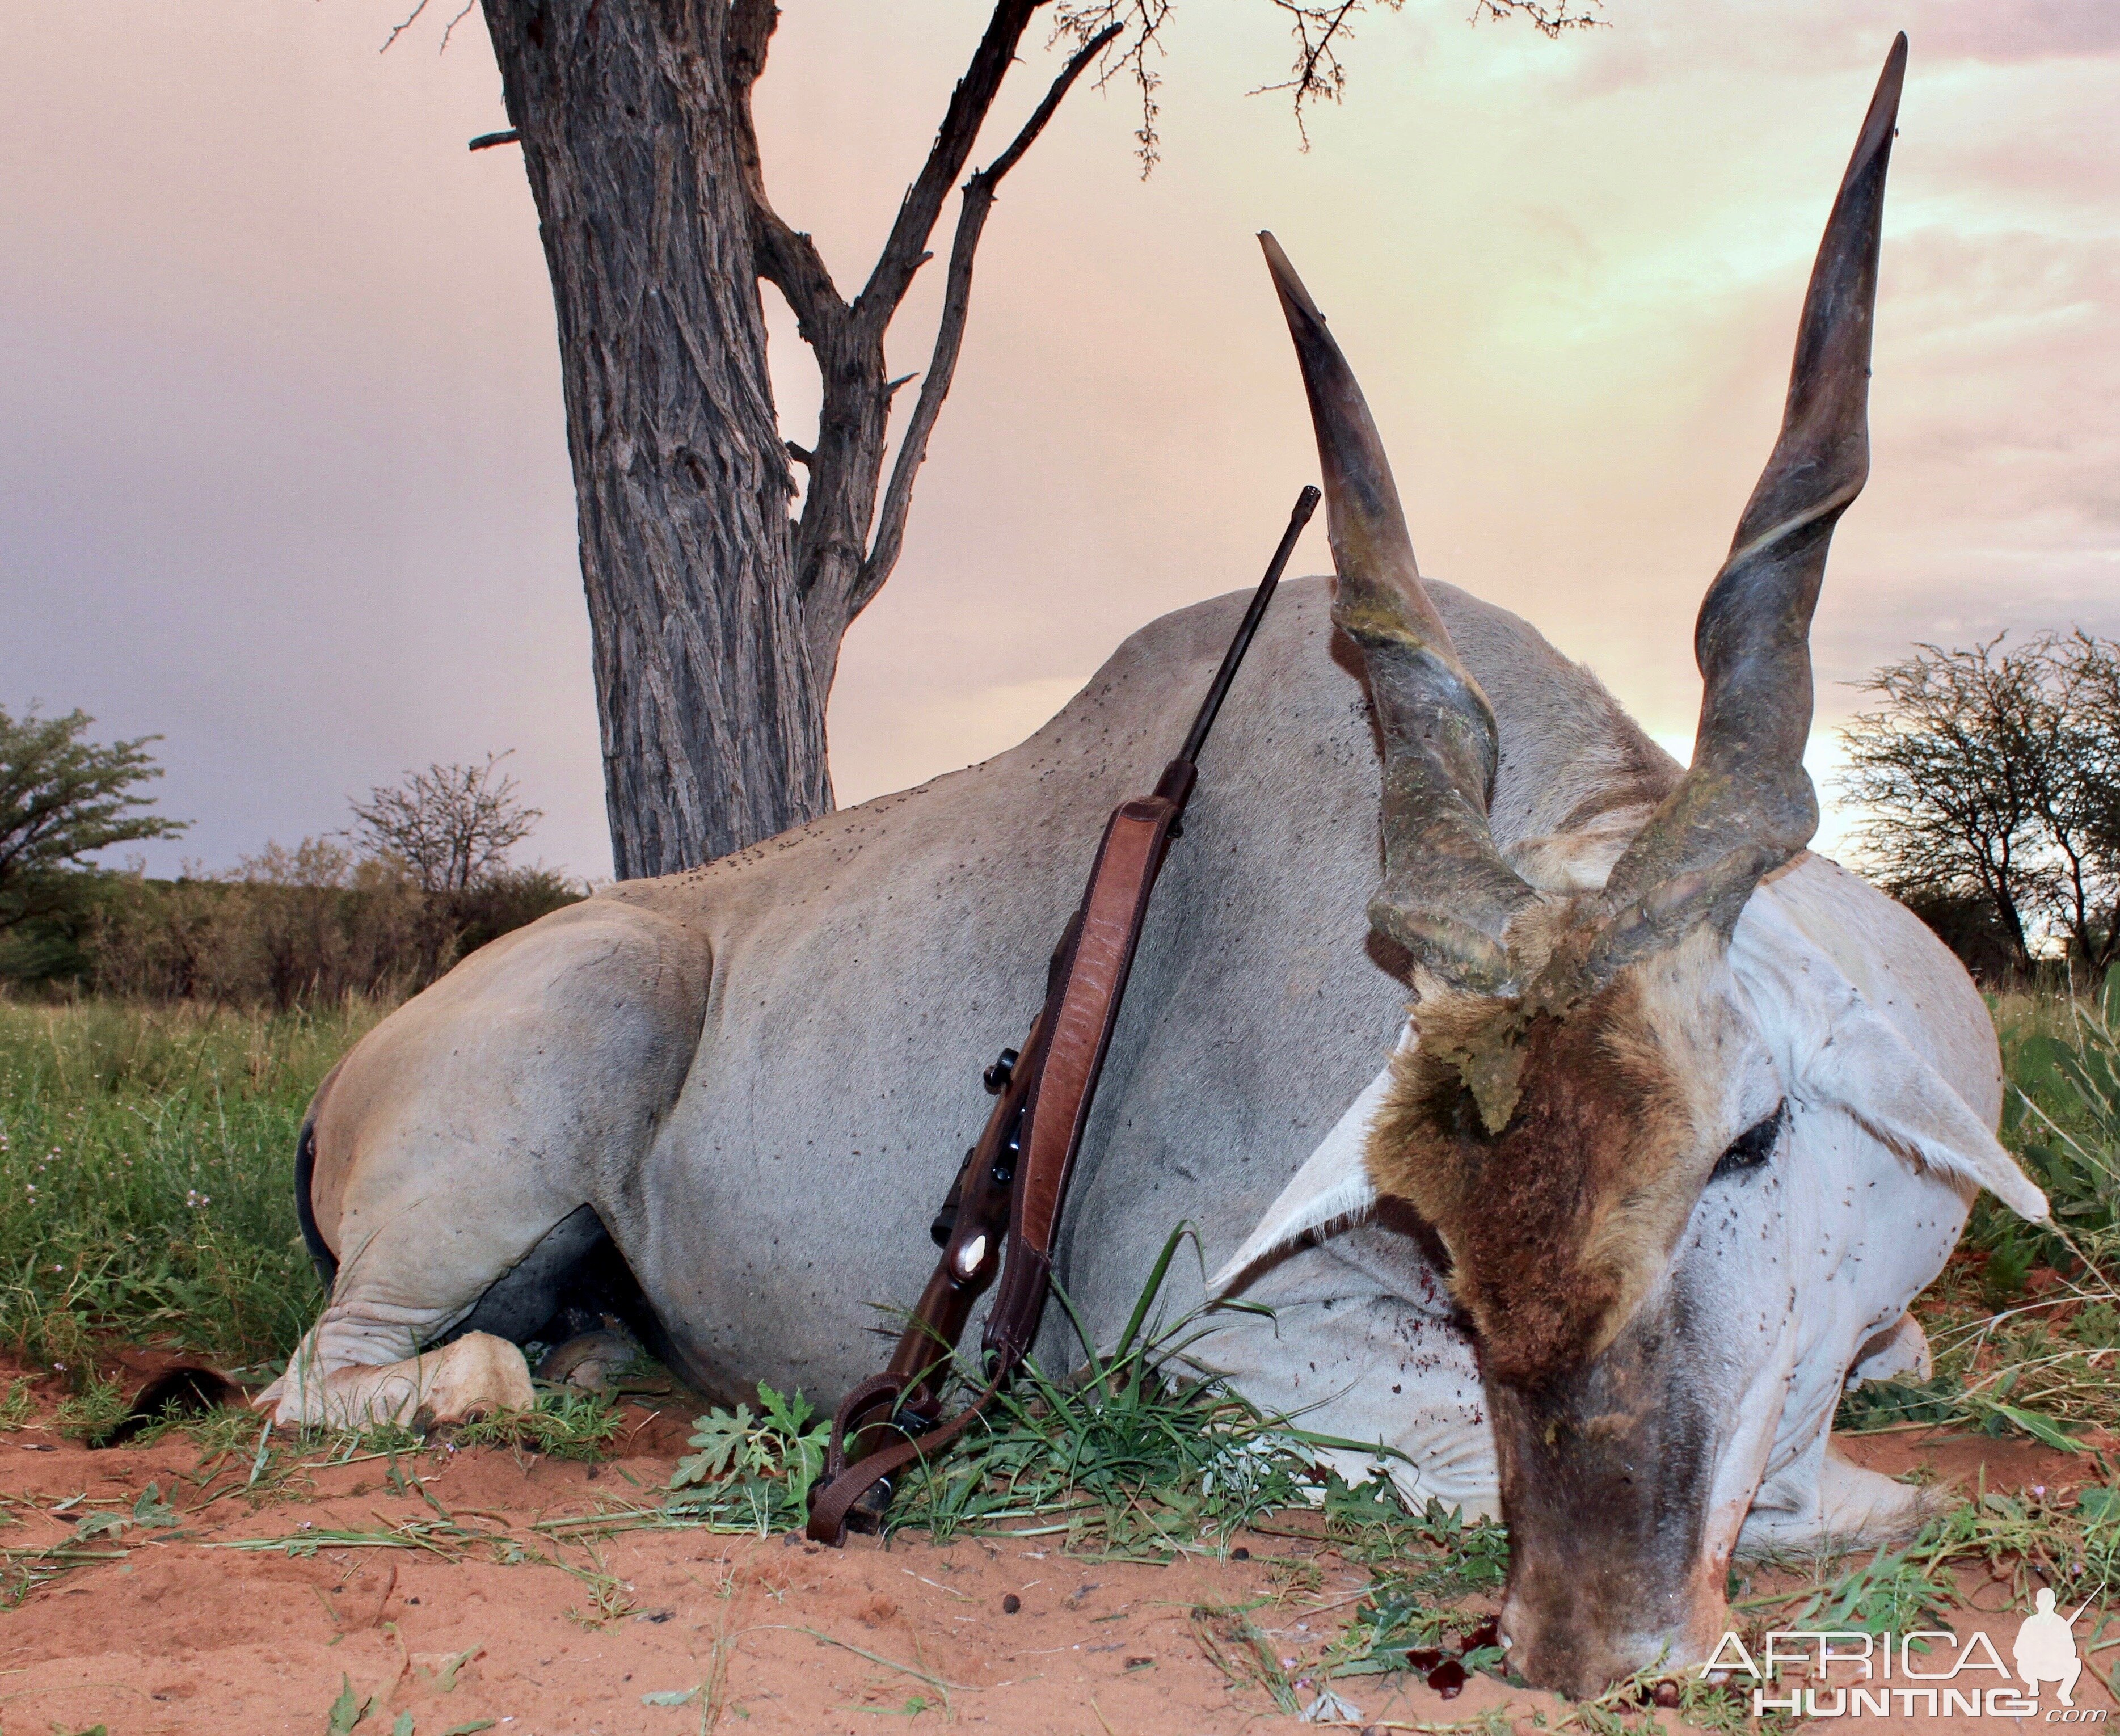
[803,486,1317,1547]
[805,1369,1005,1547]
[981,795,1179,1364]
[804,797,1179,1544]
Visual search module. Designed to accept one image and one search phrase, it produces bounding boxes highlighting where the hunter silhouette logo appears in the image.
[2015,1588,2090,1708]
[1701,1587,2105,1719]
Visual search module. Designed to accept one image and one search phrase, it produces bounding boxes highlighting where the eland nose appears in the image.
[1499,1592,1703,1699]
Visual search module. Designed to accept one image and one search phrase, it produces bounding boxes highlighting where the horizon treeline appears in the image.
[1,711,581,1007]
[16,620,2120,1005]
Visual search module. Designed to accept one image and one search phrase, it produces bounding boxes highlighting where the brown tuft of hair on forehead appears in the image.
[1367,968,1698,1385]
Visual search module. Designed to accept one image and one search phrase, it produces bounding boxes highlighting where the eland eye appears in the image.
[1712,1105,1786,1181]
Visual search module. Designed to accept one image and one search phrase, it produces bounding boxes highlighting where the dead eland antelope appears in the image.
[263,36,2041,1692]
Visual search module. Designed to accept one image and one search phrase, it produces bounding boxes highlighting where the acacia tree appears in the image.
[0,705,187,932]
[1841,634,2120,977]
[350,753,543,894]
[453,0,1593,876]
[2037,632,2120,970]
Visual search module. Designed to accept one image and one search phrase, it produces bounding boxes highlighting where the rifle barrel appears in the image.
[1175,486,1321,769]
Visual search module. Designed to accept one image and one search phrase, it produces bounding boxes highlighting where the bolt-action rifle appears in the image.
[806,486,1320,1544]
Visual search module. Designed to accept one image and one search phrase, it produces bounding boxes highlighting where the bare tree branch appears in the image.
[752,208,848,347]
[438,0,479,52]
[754,0,1605,688]
[383,0,487,56]
[350,752,541,896]
[857,21,1123,615]
[1469,0,1606,40]
[992,19,1124,183]
[1250,0,1365,147]
[727,0,777,78]
[760,0,1128,690]
[728,0,849,344]
[1054,2,1174,175]
[381,0,436,53]
[1062,0,1600,164]
[855,1,1045,335]
[1255,1,1601,146]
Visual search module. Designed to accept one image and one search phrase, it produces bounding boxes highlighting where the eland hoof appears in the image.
[536,1327,639,1393]
[256,1331,535,1430]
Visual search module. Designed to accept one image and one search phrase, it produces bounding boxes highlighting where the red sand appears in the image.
[1,1370,2111,1733]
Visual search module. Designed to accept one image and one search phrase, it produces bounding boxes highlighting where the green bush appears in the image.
[3,846,584,1009]
[443,865,587,958]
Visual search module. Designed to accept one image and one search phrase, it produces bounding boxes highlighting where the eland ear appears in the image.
[1209,1037,1400,1293]
[1802,1004,2049,1224]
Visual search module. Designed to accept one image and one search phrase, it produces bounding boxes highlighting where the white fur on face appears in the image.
[1209,857,2044,1545]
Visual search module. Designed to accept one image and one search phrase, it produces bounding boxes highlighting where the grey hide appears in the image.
[619,578,1678,1398]
[294,574,1692,1406]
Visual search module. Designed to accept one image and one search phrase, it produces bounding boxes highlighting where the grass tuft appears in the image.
[0,995,383,1369]
[883,1229,1396,1558]
[451,1387,626,1460]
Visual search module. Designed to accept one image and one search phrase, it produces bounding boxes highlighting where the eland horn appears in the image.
[1261,232,1540,993]
[1591,35,1907,964]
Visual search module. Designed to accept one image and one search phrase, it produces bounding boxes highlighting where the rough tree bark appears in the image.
[481,0,1109,877]
[483,0,820,878]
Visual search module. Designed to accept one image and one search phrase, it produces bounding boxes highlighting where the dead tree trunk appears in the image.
[481,0,1112,877]
[482,0,820,878]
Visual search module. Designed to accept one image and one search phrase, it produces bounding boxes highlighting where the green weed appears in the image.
[53,1368,129,1439]
[672,1383,826,1492]
[652,1381,833,1535]
[451,1386,625,1460]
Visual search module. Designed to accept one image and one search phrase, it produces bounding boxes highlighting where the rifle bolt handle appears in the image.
[983,1048,1020,1094]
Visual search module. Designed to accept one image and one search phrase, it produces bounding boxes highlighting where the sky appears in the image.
[2,1,2115,880]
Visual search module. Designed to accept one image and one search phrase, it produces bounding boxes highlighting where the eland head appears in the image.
[1265,36,2048,1693]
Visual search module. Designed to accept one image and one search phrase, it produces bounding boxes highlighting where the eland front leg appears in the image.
[257,898,711,1429]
